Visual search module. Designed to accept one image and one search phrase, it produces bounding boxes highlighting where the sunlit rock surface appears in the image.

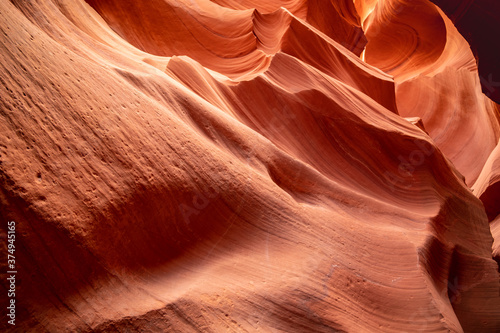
[429,0,500,104]
[0,0,499,332]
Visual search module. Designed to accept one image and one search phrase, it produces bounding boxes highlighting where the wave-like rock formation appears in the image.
[429,0,500,104]
[0,0,499,332]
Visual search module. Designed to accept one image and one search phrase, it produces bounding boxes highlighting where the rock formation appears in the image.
[0,0,499,332]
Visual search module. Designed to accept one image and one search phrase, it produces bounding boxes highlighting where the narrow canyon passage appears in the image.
[0,0,499,332]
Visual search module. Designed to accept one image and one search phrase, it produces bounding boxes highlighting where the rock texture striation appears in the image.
[0,0,499,332]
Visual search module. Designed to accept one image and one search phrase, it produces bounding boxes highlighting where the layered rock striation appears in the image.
[0,0,499,332]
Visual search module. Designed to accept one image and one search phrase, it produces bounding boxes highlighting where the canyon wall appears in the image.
[0,0,499,331]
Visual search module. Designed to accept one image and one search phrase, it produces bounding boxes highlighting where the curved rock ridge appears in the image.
[429,0,500,104]
[492,215,500,265]
[472,136,500,268]
[360,0,500,186]
[84,0,265,79]
[473,139,500,221]
[83,1,370,80]
[0,0,499,332]
[362,0,448,80]
[211,0,367,55]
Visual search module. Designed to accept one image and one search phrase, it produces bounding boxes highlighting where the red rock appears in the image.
[429,0,500,103]
[491,215,500,264]
[0,0,499,332]
[474,139,500,221]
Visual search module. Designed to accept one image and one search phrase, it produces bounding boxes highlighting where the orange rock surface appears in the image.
[0,0,499,332]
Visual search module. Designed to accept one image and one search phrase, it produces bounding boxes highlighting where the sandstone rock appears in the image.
[0,0,498,332]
